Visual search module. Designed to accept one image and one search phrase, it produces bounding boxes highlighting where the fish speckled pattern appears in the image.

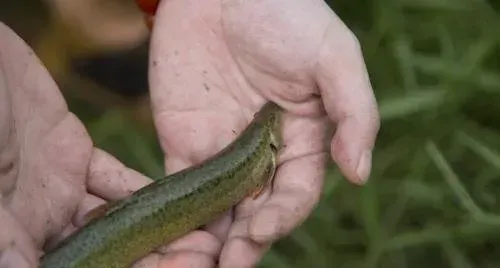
[39,102,283,268]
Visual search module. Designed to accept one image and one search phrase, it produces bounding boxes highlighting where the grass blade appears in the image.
[456,131,500,169]
[379,89,446,120]
[425,141,484,217]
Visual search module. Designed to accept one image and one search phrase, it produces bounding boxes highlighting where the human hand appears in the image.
[0,0,380,266]
[133,0,380,267]
[0,23,154,267]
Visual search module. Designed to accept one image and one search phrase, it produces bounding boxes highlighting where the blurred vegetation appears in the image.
[2,0,500,267]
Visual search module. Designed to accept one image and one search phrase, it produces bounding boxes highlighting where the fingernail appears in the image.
[356,150,372,184]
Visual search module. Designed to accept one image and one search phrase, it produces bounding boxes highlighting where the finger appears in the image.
[315,16,380,185]
[45,193,106,250]
[218,187,273,268]
[219,152,325,267]
[43,223,78,252]
[220,238,270,268]
[0,204,38,268]
[159,252,215,268]
[134,251,216,268]
[220,153,325,267]
[249,113,326,242]
[250,153,325,242]
[132,252,161,268]
[156,230,221,256]
[71,193,107,227]
[219,113,327,267]
[133,231,220,268]
[202,210,233,242]
[86,148,153,201]
[155,231,220,268]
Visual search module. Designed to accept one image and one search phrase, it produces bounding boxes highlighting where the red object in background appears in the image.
[135,0,159,29]
[135,0,159,15]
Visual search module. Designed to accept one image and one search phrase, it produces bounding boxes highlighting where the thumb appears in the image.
[315,16,380,185]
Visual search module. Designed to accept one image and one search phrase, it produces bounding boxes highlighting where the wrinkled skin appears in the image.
[0,0,379,267]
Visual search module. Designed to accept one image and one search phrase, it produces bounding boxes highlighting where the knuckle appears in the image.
[366,108,381,135]
[344,30,361,52]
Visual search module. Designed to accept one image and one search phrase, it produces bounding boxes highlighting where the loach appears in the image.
[39,102,283,268]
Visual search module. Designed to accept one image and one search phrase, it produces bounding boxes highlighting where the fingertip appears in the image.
[219,238,269,268]
[164,156,192,175]
[331,124,374,185]
[132,253,161,268]
[159,252,216,268]
[313,18,380,186]
[157,230,222,257]
[355,150,372,184]
[249,206,280,243]
[202,209,233,243]
[87,148,153,200]
[72,194,107,228]
[328,112,378,185]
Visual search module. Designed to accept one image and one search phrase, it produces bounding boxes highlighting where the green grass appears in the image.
[43,0,500,266]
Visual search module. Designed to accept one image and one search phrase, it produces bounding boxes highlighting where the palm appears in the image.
[0,0,379,266]
[0,22,156,267]
[0,23,90,268]
[138,0,379,267]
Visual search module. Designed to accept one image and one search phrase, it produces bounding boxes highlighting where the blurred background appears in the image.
[2,0,500,267]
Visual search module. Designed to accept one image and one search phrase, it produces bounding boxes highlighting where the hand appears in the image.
[0,23,153,267]
[0,0,380,266]
[134,0,380,267]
